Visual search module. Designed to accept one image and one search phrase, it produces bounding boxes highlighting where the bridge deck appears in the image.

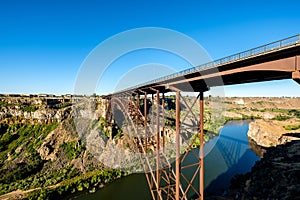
[112,34,300,95]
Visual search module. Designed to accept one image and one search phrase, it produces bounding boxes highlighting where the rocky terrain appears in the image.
[224,97,300,147]
[248,119,300,147]
[0,95,122,199]
[232,139,300,200]
[0,95,300,199]
[207,97,300,200]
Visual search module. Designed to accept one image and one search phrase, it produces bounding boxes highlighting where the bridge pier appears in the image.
[175,91,181,200]
[143,91,148,152]
[199,92,204,200]
[153,89,162,199]
[107,88,206,200]
[162,93,165,153]
[128,88,205,200]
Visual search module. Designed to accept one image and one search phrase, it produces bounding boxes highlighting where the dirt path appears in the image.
[0,184,59,200]
[0,188,39,200]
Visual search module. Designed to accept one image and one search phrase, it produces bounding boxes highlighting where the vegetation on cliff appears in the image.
[0,123,58,185]
[0,96,300,199]
[24,169,124,200]
[0,96,123,199]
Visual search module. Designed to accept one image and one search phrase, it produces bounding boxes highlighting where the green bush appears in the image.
[60,141,83,160]
[284,124,300,130]
[21,105,38,112]
[288,109,300,118]
[0,132,19,151]
[271,108,287,113]
[0,123,8,135]
[0,101,8,107]
[58,102,72,109]
[0,122,59,195]
[24,169,124,200]
[272,115,291,121]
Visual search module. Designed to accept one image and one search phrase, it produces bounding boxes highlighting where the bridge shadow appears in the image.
[229,133,300,200]
[204,148,259,196]
[205,132,300,199]
[200,122,261,197]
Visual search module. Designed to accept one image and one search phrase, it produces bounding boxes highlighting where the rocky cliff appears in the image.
[0,95,109,124]
[225,97,300,147]
[226,139,300,200]
[248,119,300,147]
[0,95,113,199]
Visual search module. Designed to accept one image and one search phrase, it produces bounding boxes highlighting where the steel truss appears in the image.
[109,89,205,200]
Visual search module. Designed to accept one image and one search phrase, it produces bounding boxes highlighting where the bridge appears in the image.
[106,34,300,200]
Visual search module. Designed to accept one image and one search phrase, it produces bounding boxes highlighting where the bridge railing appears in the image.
[116,34,300,94]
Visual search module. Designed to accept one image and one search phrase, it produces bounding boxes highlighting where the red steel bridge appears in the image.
[106,34,300,200]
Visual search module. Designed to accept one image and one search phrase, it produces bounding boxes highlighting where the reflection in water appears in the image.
[75,121,261,199]
[204,121,260,195]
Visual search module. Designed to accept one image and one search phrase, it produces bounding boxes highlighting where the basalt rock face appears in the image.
[230,140,300,200]
[248,119,285,147]
[207,138,300,200]
[0,96,71,124]
[37,121,76,161]
[0,95,110,174]
[0,95,109,125]
[248,119,300,147]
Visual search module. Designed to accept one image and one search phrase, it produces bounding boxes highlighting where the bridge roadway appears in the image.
[112,34,300,95]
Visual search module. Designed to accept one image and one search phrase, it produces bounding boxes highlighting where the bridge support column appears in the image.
[162,93,165,153]
[136,94,140,125]
[175,91,181,200]
[126,89,205,200]
[144,92,148,152]
[156,91,161,199]
[152,94,155,137]
[199,92,204,200]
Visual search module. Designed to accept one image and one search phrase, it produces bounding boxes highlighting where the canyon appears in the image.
[0,94,300,199]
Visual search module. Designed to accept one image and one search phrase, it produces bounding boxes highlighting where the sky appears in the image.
[0,0,300,96]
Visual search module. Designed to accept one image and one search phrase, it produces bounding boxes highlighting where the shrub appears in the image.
[0,123,8,135]
[21,105,38,112]
[288,109,300,118]
[284,124,300,130]
[58,102,72,109]
[272,115,291,121]
[60,141,83,160]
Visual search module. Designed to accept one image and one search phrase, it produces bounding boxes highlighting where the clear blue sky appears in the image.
[0,0,300,96]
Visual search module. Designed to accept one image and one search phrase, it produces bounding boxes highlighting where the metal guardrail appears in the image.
[116,34,300,94]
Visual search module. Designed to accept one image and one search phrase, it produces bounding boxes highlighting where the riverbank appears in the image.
[24,169,125,199]
[207,117,300,199]
[224,139,300,200]
[0,169,125,200]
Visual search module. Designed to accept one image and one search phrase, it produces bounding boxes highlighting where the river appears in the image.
[73,120,260,199]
